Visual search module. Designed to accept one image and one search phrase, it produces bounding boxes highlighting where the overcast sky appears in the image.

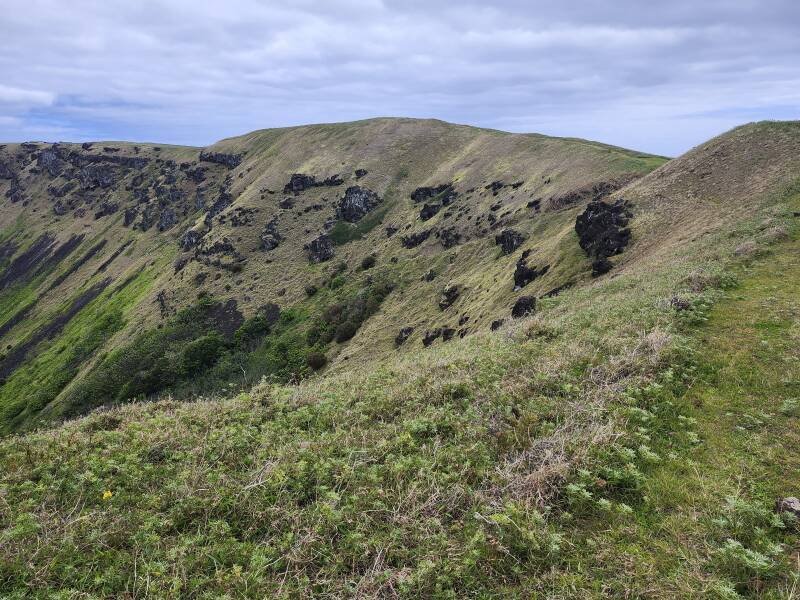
[1,1,798,156]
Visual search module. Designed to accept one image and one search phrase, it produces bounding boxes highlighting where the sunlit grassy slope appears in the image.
[0,118,666,433]
[0,122,798,597]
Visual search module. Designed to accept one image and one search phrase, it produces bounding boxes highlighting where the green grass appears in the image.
[0,267,158,434]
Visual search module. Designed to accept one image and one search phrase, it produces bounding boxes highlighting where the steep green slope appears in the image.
[0,118,665,433]
[0,122,798,597]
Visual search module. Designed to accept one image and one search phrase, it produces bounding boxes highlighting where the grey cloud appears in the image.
[0,0,797,154]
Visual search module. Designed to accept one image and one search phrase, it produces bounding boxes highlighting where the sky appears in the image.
[0,1,798,156]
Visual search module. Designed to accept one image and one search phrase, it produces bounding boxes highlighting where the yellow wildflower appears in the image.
[102,490,113,500]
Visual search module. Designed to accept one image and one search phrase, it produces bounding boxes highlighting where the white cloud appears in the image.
[0,0,797,154]
[0,84,55,106]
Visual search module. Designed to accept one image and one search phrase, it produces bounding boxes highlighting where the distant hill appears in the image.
[0,118,666,432]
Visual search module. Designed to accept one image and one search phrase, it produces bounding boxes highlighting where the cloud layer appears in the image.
[1,0,798,154]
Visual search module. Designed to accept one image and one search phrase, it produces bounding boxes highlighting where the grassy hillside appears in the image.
[0,118,666,433]
[0,121,798,597]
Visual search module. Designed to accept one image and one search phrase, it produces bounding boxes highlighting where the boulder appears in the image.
[336,186,381,222]
[422,328,442,347]
[411,183,457,205]
[355,168,368,178]
[495,229,525,254]
[511,296,536,318]
[574,198,632,276]
[439,284,460,310]
[401,230,431,249]
[199,150,243,168]
[514,258,549,289]
[775,497,800,517]
[419,203,441,221]
[157,209,177,231]
[306,234,335,263]
[260,218,282,251]
[395,327,414,346]
[179,228,204,250]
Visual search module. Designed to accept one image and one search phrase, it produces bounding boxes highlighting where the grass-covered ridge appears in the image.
[1,149,798,597]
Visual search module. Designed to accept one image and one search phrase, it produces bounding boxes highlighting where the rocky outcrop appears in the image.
[37,146,65,177]
[336,186,381,222]
[422,328,442,347]
[511,296,536,318]
[260,218,282,251]
[78,164,116,189]
[400,230,431,249]
[411,183,457,205]
[157,209,177,231]
[514,253,550,289]
[283,173,343,193]
[355,169,368,179]
[438,227,461,249]
[439,284,460,310]
[495,229,525,254]
[306,234,335,263]
[199,151,243,168]
[419,203,441,221]
[395,327,414,346]
[575,199,632,276]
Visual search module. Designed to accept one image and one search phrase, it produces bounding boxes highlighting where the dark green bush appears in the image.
[335,321,357,343]
[181,333,226,375]
[360,254,376,270]
[306,351,327,370]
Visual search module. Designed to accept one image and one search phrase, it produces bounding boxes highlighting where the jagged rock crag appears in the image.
[336,186,381,222]
[575,199,632,276]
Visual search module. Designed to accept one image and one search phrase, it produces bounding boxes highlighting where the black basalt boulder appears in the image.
[336,186,381,223]
[306,234,335,263]
[511,296,536,318]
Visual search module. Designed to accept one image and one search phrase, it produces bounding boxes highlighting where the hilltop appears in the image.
[1,119,799,597]
[0,118,665,432]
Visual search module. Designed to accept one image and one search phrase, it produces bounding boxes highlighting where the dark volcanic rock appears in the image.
[442,327,456,341]
[438,227,461,249]
[53,200,67,216]
[400,230,431,249]
[395,327,414,346]
[260,218,282,251]
[422,328,442,347]
[495,229,525,254]
[157,208,177,231]
[439,284,460,310]
[419,203,441,221]
[306,234,335,263]
[37,146,65,177]
[575,199,632,276]
[575,199,632,258]
[283,173,343,193]
[514,257,549,290]
[78,163,116,189]
[490,319,504,331]
[591,257,613,276]
[199,150,243,168]
[511,296,536,318]
[0,161,14,180]
[284,173,316,193]
[336,186,381,222]
[411,183,457,205]
[124,207,138,227]
[279,198,294,209]
[385,225,398,237]
[355,169,368,179]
